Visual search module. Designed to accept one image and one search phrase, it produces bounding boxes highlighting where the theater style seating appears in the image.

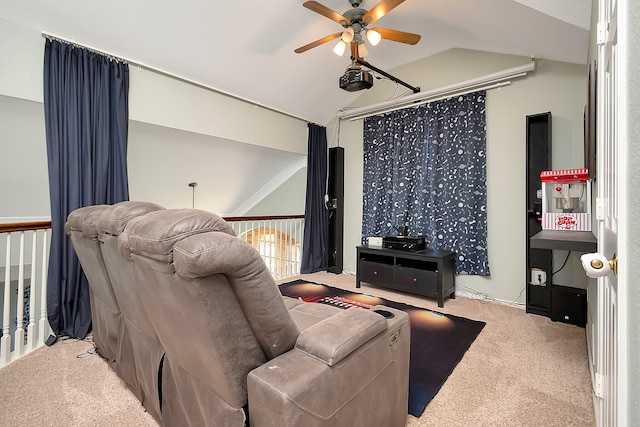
[66,202,410,426]
[66,201,165,420]
[65,205,121,367]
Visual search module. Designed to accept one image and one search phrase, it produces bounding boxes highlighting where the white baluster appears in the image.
[28,231,38,351]
[293,219,298,275]
[38,230,49,345]
[15,232,25,357]
[298,218,303,274]
[294,219,299,275]
[278,219,284,280]
[283,219,288,279]
[283,220,288,279]
[1,234,12,366]
[291,219,295,276]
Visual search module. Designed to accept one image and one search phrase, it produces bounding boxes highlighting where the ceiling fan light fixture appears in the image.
[357,43,369,57]
[294,0,421,57]
[333,40,347,56]
[341,27,354,43]
[366,29,381,46]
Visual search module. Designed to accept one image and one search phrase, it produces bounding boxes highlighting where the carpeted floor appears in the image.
[0,272,595,426]
[306,272,595,427]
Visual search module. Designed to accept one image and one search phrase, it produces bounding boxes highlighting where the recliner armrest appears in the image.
[295,307,387,366]
[247,306,410,426]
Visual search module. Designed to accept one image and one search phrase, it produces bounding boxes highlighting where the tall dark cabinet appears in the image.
[525,113,552,317]
[327,147,344,274]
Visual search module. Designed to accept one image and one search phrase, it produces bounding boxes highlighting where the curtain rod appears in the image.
[338,60,536,121]
[343,81,511,121]
[41,31,311,123]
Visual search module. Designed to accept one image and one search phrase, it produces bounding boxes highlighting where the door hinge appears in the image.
[597,22,607,45]
[596,197,605,220]
[594,373,604,398]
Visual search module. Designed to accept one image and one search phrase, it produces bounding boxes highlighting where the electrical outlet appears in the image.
[530,268,547,286]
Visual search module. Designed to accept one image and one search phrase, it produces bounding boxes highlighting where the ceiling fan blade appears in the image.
[294,32,343,54]
[303,1,351,26]
[371,27,421,45]
[362,0,405,25]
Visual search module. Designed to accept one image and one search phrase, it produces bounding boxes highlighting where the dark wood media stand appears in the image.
[356,245,456,308]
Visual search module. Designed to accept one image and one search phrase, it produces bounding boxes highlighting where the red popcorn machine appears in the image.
[540,168,592,231]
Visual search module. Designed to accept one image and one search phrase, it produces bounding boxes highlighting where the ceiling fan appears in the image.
[294,0,421,60]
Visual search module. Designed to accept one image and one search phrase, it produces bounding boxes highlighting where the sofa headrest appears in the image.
[125,209,236,263]
[174,230,299,359]
[65,205,111,238]
[99,201,165,236]
[174,231,261,280]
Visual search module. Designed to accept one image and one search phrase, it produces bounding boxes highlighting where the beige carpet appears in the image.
[0,272,594,426]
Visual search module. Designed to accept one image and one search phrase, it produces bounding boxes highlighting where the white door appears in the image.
[584,0,628,425]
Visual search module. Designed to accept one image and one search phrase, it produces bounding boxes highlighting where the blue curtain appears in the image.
[362,91,490,275]
[300,123,328,273]
[43,39,130,339]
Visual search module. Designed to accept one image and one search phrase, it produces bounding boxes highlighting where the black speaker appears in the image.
[526,112,553,316]
[327,147,344,274]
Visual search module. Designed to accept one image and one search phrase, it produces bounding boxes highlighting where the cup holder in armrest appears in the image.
[372,309,395,319]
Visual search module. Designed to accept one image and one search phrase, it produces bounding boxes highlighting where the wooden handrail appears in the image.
[223,215,304,222]
[0,215,303,233]
[0,221,52,233]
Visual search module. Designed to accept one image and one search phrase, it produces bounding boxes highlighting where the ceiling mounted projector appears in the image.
[339,64,373,92]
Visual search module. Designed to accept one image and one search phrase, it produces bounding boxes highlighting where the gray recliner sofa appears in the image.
[66,202,410,426]
[66,201,165,420]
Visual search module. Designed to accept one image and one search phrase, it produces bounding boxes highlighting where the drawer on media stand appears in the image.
[396,265,438,295]
[356,245,456,308]
[359,260,395,285]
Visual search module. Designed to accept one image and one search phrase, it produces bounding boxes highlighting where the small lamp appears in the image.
[188,182,197,208]
[341,27,355,43]
[333,40,347,56]
[366,29,381,46]
[357,43,369,58]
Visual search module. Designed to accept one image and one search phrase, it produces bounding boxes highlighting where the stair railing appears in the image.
[0,221,52,367]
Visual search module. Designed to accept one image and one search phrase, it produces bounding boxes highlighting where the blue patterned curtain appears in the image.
[362,91,490,275]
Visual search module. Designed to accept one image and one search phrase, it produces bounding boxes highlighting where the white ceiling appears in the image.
[1,0,592,125]
[0,0,592,216]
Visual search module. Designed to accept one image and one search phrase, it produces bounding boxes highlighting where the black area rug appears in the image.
[279,279,486,417]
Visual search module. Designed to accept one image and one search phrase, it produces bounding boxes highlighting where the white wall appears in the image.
[0,96,49,220]
[0,19,43,103]
[128,67,307,155]
[0,19,308,220]
[0,20,50,221]
[332,48,588,304]
[126,121,306,215]
[246,168,307,216]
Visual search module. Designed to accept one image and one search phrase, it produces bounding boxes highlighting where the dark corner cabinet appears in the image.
[356,245,456,308]
[525,112,594,327]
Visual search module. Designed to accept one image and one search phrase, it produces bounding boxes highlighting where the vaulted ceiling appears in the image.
[0,0,592,216]
[1,0,591,125]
